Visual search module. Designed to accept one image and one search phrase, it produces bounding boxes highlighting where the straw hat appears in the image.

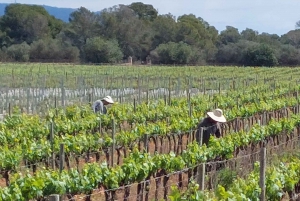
[207,108,226,123]
[101,96,114,104]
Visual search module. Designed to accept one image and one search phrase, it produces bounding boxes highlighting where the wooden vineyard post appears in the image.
[26,88,30,113]
[256,118,266,200]
[99,117,102,136]
[61,78,65,108]
[164,94,167,105]
[121,76,124,103]
[143,134,149,152]
[138,76,141,104]
[235,118,239,132]
[88,93,92,105]
[134,98,136,112]
[168,77,171,105]
[188,93,192,142]
[255,74,258,85]
[197,127,205,190]
[232,80,236,91]
[188,92,191,115]
[111,119,116,167]
[54,96,57,109]
[203,79,206,95]
[5,89,8,114]
[116,88,119,103]
[8,102,11,116]
[188,76,191,96]
[50,121,55,170]
[146,90,149,105]
[264,111,267,125]
[32,87,36,115]
[189,95,192,118]
[59,144,64,173]
[218,82,221,95]
[48,194,60,201]
[296,91,299,114]
[176,77,180,96]
[186,78,190,101]
[264,111,268,125]
[119,93,122,104]
[259,142,266,201]
[54,96,57,116]
[110,76,113,98]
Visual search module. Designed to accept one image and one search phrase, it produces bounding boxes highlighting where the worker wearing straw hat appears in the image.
[196,108,227,146]
[92,96,114,114]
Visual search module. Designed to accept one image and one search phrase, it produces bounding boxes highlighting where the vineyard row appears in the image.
[0,92,299,174]
[1,109,300,200]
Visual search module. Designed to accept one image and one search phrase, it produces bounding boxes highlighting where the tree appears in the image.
[215,43,239,64]
[150,41,199,64]
[296,20,300,29]
[242,43,278,67]
[175,14,218,62]
[6,42,31,61]
[0,4,63,44]
[83,37,123,63]
[280,30,300,48]
[217,26,241,46]
[0,30,12,48]
[277,44,300,66]
[63,7,100,58]
[128,2,158,21]
[29,38,79,62]
[151,14,177,49]
[215,40,257,65]
[98,7,119,39]
[99,5,153,61]
[241,28,258,41]
[256,32,281,47]
[0,2,299,65]
[0,48,9,62]
[203,25,218,62]
[176,14,211,48]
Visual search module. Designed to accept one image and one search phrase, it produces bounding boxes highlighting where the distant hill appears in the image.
[0,3,100,22]
[43,5,77,22]
[0,3,8,16]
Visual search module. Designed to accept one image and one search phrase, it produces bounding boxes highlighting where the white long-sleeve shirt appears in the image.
[92,100,107,114]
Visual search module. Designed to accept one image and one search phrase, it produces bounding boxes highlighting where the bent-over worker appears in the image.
[92,95,114,114]
[196,108,227,146]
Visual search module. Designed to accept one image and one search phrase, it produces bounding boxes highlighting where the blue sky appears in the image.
[2,0,300,35]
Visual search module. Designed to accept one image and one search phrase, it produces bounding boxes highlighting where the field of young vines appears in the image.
[1,63,300,201]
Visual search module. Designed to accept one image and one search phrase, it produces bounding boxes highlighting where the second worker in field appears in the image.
[92,95,114,114]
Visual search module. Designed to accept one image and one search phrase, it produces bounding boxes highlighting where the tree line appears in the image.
[1,3,300,66]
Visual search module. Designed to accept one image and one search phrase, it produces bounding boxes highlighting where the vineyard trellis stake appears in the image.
[50,121,55,170]
[48,194,60,201]
[111,119,116,167]
[260,142,266,201]
[197,127,205,190]
[59,144,64,173]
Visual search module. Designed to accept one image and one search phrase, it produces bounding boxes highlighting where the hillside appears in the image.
[0,3,93,22]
